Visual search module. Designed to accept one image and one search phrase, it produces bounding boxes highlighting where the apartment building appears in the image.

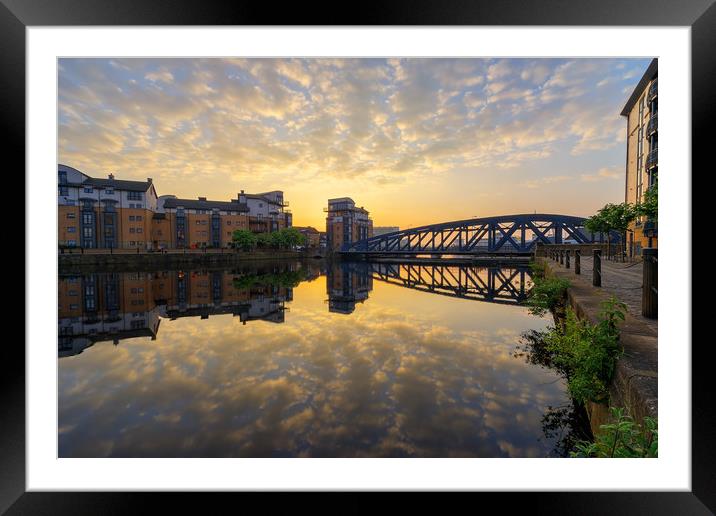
[292,226,321,248]
[621,58,658,256]
[325,197,374,251]
[58,164,158,249]
[58,164,292,249]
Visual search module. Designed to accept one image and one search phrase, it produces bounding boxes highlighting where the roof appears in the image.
[162,197,250,212]
[244,193,283,205]
[59,164,153,192]
[293,226,320,233]
[84,177,153,192]
[620,58,658,117]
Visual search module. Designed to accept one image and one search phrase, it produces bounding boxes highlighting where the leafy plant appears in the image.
[543,296,626,404]
[571,407,658,458]
[636,179,658,222]
[525,274,571,317]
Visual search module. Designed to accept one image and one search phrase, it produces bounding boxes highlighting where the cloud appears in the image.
[580,166,623,182]
[57,57,651,216]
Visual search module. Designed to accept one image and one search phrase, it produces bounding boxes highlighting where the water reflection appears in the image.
[58,260,578,457]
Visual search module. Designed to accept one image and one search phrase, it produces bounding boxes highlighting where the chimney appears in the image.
[239,190,246,203]
[147,178,153,183]
[198,196,207,201]
[108,173,115,180]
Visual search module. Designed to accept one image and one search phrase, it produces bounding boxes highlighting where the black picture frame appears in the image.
[5,0,710,511]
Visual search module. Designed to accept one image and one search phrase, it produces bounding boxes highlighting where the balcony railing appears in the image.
[646,113,657,136]
[647,78,657,103]
[646,147,658,169]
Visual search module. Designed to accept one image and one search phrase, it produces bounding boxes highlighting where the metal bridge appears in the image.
[340,213,611,256]
[367,262,531,305]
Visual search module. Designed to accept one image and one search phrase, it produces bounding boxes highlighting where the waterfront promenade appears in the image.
[565,256,657,335]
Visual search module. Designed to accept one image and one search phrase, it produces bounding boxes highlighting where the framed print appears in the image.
[6,0,712,511]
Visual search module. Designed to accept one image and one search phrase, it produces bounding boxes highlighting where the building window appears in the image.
[105,188,114,195]
[67,213,76,219]
[136,215,143,221]
[83,227,93,238]
[84,187,94,194]
[137,228,143,233]
[130,241,136,246]
[67,240,76,247]
[129,227,136,233]
[128,191,143,200]
[59,186,69,196]
[59,170,67,183]
[227,220,231,225]
[129,215,135,221]
[67,227,76,233]
[69,304,78,310]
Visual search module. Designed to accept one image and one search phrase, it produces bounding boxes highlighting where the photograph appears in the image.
[56,56,659,459]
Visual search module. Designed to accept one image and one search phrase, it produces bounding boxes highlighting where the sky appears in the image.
[58,57,652,229]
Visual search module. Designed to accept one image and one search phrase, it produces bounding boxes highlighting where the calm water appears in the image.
[58,260,579,457]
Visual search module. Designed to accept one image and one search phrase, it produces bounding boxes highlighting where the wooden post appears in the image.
[575,250,581,275]
[642,248,658,319]
[559,249,564,266]
[565,250,570,269]
[593,249,601,287]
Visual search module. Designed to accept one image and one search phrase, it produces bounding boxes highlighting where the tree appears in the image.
[232,229,257,251]
[585,203,638,261]
[637,179,658,222]
[281,227,306,249]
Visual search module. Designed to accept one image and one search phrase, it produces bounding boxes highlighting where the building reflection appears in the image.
[326,262,373,314]
[58,263,309,358]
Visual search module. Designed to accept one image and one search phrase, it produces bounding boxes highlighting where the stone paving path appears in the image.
[550,255,658,335]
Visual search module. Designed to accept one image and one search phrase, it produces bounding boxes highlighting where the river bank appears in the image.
[58,249,324,273]
[539,257,657,435]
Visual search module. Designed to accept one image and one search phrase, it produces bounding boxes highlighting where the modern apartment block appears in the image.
[621,58,658,256]
[58,164,291,249]
[325,197,373,251]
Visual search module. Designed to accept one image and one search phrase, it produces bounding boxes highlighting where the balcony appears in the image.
[646,113,657,136]
[646,147,658,169]
[647,78,657,103]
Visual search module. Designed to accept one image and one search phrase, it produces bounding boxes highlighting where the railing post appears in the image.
[575,250,581,275]
[642,248,658,319]
[559,249,564,266]
[593,249,601,287]
[565,250,570,269]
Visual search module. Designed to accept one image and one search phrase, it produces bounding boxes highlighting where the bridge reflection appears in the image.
[328,261,532,309]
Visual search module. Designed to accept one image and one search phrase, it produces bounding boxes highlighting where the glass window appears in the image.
[84,187,94,193]
[67,227,76,233]
[59,186,69,196]
[67,213,76,219]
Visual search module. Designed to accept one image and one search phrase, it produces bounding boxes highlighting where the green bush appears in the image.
[525,274,571,317]
[543,296,626,404]
[571,407,658,458]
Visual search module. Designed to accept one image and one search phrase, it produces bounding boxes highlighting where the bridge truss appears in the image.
[341,214,610,255]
